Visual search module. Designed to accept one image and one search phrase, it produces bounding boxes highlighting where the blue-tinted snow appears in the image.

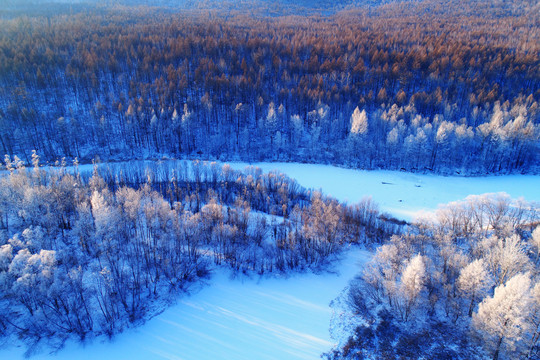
[228,162,540,221]
[1,248,370,360]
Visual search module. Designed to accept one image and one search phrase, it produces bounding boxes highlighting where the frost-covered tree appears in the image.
[473,273,533,360]
[398,254,425,321]
[529,226,540,264]
[457,259,493,316]
[350,107,368,136]
[302,192,343,257]
[0,244,13,287]
[526,282,540,359]
[433,120,453,166]
[480,234,531,286]
[8,247,57,317]
[347,107,370,166]
[435,239,470,320]
[362,242,403,304]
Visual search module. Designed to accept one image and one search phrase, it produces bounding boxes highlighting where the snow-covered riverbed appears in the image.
[227,162,540,221]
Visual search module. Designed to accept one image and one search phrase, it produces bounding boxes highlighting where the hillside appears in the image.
[0,0,538,174]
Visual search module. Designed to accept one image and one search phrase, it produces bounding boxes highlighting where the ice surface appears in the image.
[228,162,540,221]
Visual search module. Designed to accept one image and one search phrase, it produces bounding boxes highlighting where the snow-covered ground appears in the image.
[1,248,370,360]
[2,161,539,359]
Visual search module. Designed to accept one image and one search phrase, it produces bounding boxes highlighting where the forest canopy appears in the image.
[0,0,538,173]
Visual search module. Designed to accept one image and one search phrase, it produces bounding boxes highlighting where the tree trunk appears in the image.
[493,336,504,360]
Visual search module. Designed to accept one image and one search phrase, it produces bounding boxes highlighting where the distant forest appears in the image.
[0,0,538,173]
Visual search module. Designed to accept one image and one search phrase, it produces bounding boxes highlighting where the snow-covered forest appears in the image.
[1,157,538,359]
[326,193,540,359]
[0,0,538,173]
[1,0,539,358]
[0,155,402,349]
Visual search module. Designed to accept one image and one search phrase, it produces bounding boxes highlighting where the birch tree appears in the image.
[457,259,493,316]
[473,273,533,360]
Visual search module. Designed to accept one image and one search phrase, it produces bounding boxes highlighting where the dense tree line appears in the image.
[0,0,538,173]
[325,193,540,360]
[0,155,402,351]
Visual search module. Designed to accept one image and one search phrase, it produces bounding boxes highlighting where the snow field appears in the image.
[1,249,370,360]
